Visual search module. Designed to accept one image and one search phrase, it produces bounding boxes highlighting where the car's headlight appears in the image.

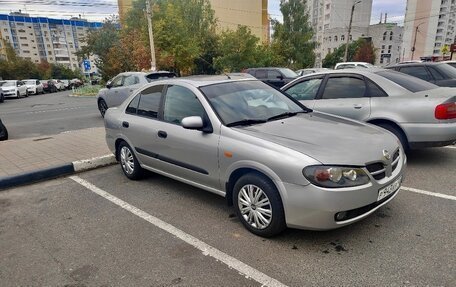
[303,165,370,188]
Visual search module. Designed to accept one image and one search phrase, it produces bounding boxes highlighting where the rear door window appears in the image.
[137,85,164,118]
[255,70,267,79]
[375,70,438,92]
[267,70,282,79]
[321,76,366,99]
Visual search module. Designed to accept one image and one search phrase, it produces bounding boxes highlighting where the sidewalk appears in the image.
[0,127,116,189]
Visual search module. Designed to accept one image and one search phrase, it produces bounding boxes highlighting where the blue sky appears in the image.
[0,0,406,25]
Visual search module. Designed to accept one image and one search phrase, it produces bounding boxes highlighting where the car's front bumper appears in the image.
[402,122,456,148]
[27,88,37,94]
[279,152,406,230]
[2,90,17,97]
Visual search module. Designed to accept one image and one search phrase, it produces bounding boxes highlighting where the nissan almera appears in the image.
[104,75,406,237]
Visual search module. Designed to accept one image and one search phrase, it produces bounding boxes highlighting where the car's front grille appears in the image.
[366,149,400,181]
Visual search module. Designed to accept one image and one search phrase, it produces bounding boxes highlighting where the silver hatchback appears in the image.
[104,76,406,237]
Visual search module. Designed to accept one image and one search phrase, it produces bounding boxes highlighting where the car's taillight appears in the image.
[435,102,456,119]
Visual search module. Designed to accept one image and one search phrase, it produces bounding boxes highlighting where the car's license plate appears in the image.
[378,176,402,201]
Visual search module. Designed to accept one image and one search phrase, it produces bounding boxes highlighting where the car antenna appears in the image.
[224,73,231,79]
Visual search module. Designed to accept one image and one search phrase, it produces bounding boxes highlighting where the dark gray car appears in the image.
[246,67,298,88]
[104,76,405,237]
[97,71,177,117]
[386,62,456,87]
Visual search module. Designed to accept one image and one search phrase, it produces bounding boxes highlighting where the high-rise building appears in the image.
[402,0,456,61]
[117,0,269,42]
[307,0,373,67]
[0,12,102,72]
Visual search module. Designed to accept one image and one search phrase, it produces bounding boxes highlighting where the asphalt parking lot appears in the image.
[0,147,454,286]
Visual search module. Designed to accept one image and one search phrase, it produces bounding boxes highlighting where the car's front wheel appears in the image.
[98,99,108,118]
[233,173,286,237]
[118,141,144,180]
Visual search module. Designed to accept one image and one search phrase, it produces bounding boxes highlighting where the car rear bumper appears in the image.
[402,122,456,148]
[280,154,406,230]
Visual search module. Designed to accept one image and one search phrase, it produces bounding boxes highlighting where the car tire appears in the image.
[118,141,144,180]
[376,123,409,153]
[0,93,4,103]
[24,90,29,97]
[98,99,108,118]
[16,91,21,98]
[233,173,286,237]
[0,121,8,141]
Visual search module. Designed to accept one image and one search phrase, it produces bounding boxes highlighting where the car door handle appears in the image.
[122,121,129,128]
[353,105,362,109]
[158,130,167,138]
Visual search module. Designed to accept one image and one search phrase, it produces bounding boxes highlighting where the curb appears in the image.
[0,154,117,190]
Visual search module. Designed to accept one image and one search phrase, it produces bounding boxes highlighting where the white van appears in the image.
[334,62,374,70]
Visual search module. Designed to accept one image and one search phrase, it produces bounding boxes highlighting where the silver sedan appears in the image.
[282,69,456,151]
[104,76,405,237]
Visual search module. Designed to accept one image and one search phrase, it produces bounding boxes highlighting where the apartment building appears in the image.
[402,0,456,61]
[117,0,269,42]
[0,12,102,71]
[307,0,373,67]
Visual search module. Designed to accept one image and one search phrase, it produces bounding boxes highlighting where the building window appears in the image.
[341,35,345,41]
[19,36,27,40]
[48,51,52,55]
[383,31,387,41]
[390,31,393,40]
[334,35,338,41]
[16,23,24,26]
[22,43,28,47]
[3,28,7,32]
[329,36,331,42]
[23,50,30,53]
[47,44,51,48]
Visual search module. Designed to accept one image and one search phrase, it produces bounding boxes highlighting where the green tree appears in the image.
[271,0,315,69]
[213,26,262,72]
[322,40,361,68]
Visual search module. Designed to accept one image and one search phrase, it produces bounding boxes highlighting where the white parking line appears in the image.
[69,176,287,287]
[401,186,456,201]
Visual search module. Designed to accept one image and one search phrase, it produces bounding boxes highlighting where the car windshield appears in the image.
[1,81,15,87]
[375,70,438,92]
[146,72,177,82]
[26,80,36,85]
[279,68,298,78]
[200,80,308,126]
[436,63,456,77]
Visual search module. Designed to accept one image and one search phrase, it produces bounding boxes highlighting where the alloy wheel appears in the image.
[238,184,272,229]
[98,100,108,117]
[120,146,135,175]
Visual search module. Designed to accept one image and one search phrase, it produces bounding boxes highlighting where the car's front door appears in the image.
[282,76,325,108]
[266,69,285,88]
[312,74,371,121]
[152,84,220,189]
[106,75,125,107]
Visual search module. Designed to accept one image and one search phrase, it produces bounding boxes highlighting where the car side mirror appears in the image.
[182,116,204,130]
[106,81,112,89]
[277,75,284,80]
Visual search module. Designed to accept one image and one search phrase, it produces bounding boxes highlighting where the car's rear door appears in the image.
[397,66,434,83]
[312,74,371,121]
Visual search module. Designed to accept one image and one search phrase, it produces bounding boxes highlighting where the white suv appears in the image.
[24,79,44,95]
[0,80,28,98]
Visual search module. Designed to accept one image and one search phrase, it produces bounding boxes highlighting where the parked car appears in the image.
[0,80,28,98]
[23,79,44,95]
[335,62,374,70]
[104,75,405,237]
[70,78,83,88]
[0,82,4,103]
[60,79,70,90]
[245,67,298,88]
[441,60,456,69]
[385,62,456,87]
[0,118,7,141]
[281,69,456,151]
[296,68,330,76]
[50,79,65,91]
[42,80,58,93]
[97,71,177,117]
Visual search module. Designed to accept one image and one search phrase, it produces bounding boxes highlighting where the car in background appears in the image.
[0,118,7,141]
[296,68,330,76]
[385,62,456,87]
[70,78,83,88]
[335,62,374,70]
[60,79,70,90]
[97,71,177,117]
[50,79,65,91]
[282,69,456,151]
[441,60,456,69]
[42,80,58,93]
[104,75,405,237]
[245,67,298,88]
[0,80,28,98]
[23,79,44,95]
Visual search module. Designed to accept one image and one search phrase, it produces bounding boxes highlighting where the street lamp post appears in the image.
[343,0,362,62]
[411,22,425,61]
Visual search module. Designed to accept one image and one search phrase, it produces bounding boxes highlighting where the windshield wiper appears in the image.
[267,110,308,122]
[226,119,267,127]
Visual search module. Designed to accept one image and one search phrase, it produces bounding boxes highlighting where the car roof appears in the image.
[387,62,444,68]
[158,75,258,88]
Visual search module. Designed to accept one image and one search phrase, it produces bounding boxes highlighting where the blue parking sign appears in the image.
[83,60,91,71]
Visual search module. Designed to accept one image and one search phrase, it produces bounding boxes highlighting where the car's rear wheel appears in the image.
[98,99,108,118]
[0,93,4,103]
[376,123,409,153]
[233,173,286,237]
[118,141,144,180]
